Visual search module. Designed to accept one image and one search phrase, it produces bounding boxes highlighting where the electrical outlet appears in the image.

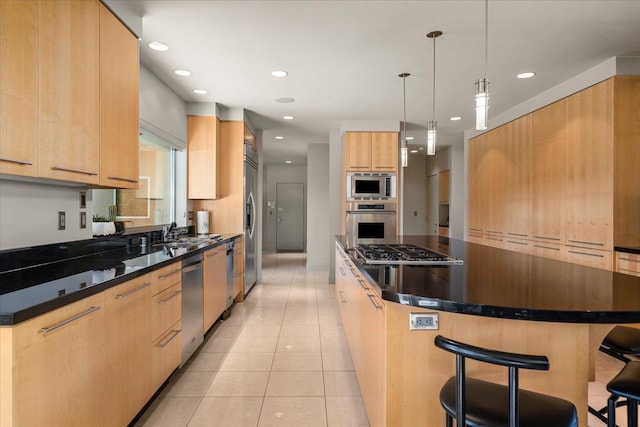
[409,312,439,330]
[80,212,87,229]
[58,211,66,230]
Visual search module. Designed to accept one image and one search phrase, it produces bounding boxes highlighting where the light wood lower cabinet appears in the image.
[104,275,153,427]
[564,246,612,270]
[233,237,244,301]
[616,251,640,277]
[151,319,182,392]
[203,245,227,331]
[0,293,106,427]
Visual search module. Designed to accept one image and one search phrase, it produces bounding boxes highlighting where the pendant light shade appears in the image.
[427,121,436,155]
[475,0,490,130]
[399,72,410,168]
[426,30,442,156]
[475,78,489,130]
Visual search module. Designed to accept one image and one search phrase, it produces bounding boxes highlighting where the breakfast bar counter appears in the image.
[334,236,640,427]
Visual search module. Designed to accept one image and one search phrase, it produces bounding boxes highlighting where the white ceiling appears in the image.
[114,1,640,165]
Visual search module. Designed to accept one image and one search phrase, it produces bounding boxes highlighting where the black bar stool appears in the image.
[605,361,640,427]
[590,326,640,424]
[434,335,578,427]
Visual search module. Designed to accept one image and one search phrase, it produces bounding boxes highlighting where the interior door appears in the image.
[426,174,439,235]
[276,183,304,252]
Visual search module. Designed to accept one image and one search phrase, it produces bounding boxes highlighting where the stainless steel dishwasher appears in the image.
[226,241,234,309]
[181,253,204,367]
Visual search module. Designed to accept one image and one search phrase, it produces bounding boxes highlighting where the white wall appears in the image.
[401,155,427,235]
[263,164,307,252]
[306,144,330,271]
[328,129,343,283]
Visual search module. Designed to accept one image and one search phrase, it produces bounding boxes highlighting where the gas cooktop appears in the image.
[353,243,464,266]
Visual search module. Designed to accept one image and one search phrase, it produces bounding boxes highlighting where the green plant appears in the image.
[92,214,109,222]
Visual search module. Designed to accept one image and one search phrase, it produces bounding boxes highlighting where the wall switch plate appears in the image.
[409,312,439,330]
[80,212,87,229]
[58,211,66,230]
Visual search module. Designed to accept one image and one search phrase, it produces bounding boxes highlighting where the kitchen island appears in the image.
[335,235,640,427]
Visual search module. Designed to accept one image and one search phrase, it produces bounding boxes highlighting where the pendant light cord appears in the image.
[432,36,436,122]
[484,0,488,77]
[403,75,407,140]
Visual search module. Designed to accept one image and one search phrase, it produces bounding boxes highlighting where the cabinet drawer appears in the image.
[151,320,181,391]
[530,242,564,261]
[504,238,532,254]
[151,282,182,340]
[151,262,182,295]
[483,232,505,249]
[467,228,484,244]
[564,246,612,270]
[616,252,640,277]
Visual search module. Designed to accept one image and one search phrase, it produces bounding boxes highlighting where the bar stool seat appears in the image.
[601,326,640,363]
[434,335,578,427]
[606,361,640,427]
[440,377,579,427]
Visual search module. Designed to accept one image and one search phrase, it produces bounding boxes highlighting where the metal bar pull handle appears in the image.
[159,290,182,304]
[116,282,151,299]
[158,329,181,348]
[357,278,369,290]
[568,250,603,258]
[339,290,347,303]
[367,294,384,310]
[51,166,98,176]
[0,156,33,165]
[159,269,181,279]
[620,257,640,264]
[107,175,138,183]
[182,262,203,273]
[338,267,347,277]
[567,239,604,247]
[40,306,101,335]
[533,235,561,241]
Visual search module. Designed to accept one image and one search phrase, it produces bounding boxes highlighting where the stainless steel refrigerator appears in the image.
[243,142,258,295]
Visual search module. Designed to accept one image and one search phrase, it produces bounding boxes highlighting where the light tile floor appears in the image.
[135,252,369,427]
[134,252,634,427]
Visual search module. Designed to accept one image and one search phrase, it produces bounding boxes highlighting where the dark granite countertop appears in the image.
[336,235,640,323]
[0,234,241,325]
[615,246,640,255]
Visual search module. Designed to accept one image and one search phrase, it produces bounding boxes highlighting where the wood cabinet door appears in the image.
[467,134,485,237]
[483,124,507,238]
[345,132,372,171]
[188,116,221,199]
[0,0,39,177]
[233,238,244,299]
[361,290,386,427]
[39,0,100,184]
[531,98,567,244]
[99,3,139,189]
[104,275,152,427]
[566,80,614,250]
[12,293,106,427]
[504,115,532,239]
[151,319,182,391]
[371,132,398,171]
[439,170,450,204]
[203,245,227,331]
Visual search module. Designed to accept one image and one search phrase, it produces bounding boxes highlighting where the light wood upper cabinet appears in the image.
[566,79,614,250]
[371,132,398,171]
[104,275,152,427]
[99,2,139,189]
[188,115,221,199]
[0,0,39,177]
[483,124,507,239]
[38,0,100,184]
[6,293,106,427]
[531,97,567,244]
[467,133,485,241]
[203,245,227,332]
[504,115,531,239]
[345,132,398,172]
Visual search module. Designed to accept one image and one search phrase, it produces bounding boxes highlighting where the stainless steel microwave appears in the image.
[347,172,396,200]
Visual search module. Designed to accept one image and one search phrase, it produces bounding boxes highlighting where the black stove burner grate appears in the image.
[355,243,450,263]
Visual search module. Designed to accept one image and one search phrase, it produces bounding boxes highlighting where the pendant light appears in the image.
[399,72,410,167]
[475,0,490,130]
[426,30,442,156]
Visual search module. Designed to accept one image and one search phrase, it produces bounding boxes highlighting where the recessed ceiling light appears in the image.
[418,147,424,151]
[272,70,288,77]
[174,69,191,76]
[406,137,414,141]
[285,160,292,164]
[275,136,284,140]
[283,115,294,120]
[148,41,169,51]
[275,97,295,103]
[450,116,462,121]
[193,89,208,95]
[517,72,536,79]
[410,149,419,153]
